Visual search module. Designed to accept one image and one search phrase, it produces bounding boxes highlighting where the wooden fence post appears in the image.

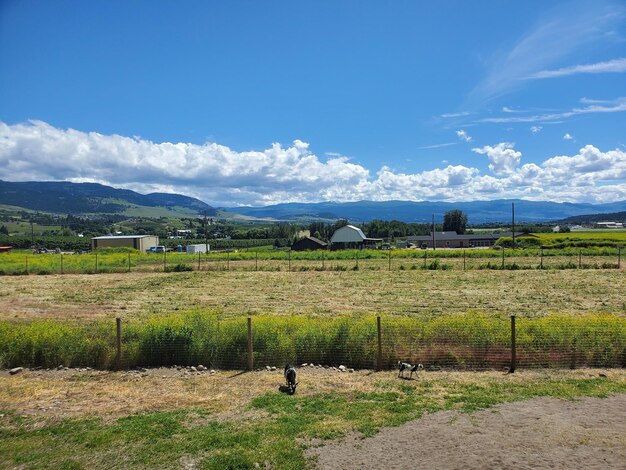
[501,248,505,269]
[60,253,64,274]
[509,315,516,373]
[376,316,382,371]
[95,253,98,274]
[25,255,28,274]
[198,252,201,271]
[163,250,167,272]
[463,250,466,270]
[578,250,582,269]
[247,317,253,371]
[288,250,291,272]
[255,251,258,271]
[116,317,122,370]
[128,253,131,272]
[388,250,391,271]
[322,250,325,270]
[227,251,230,270]
[355,249,359,269]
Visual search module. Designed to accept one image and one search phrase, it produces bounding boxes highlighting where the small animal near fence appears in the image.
[2,313,624,372]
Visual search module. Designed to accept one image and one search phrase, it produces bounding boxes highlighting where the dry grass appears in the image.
[2,367,624,423]
[0,269,624,320]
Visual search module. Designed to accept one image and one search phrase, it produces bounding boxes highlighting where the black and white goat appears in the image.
[397,361,424,379]
[284,364,298,395]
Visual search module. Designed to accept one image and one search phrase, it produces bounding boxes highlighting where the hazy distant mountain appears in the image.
[0,180,215,217]
[226,199,626,223]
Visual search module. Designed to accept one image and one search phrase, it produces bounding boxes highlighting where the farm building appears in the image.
[407,231,536,249]
[186,243,209,254]
[291,236,328,251]
[0,246,14,253]
[91,235,159,251]
[330,225,382,250]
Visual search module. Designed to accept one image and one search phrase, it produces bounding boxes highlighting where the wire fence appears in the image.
[0,247,624,275]
[1,314,624,372]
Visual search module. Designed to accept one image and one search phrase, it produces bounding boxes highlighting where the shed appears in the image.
[91,235,159,251]
[291,236,328,251]
[330,225,382,250]
[186,243,210,254]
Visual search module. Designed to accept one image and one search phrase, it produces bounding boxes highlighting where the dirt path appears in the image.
[310,394,626,470]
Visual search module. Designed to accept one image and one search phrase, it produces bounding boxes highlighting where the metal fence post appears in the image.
[60,253,64,274]
[227,251,230,270]
[355,249,359,269]
[322,250,325,270]
[578,250,582,269]
[463,250,466,270]
[95,253,98,274]
[288,250,291,272]
[256,251,258,271]
[247,317,253,371]
[163,250,167,272]
[116,317,122,370]
[128,253,131,272]
[198,252,201,271]
[376,316,382,371]
[501,247,505,269]
[25,255,28,274]
[388,250,391,271]
[510,315,516,373]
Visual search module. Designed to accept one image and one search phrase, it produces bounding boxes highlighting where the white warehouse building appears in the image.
[330,225,382,250]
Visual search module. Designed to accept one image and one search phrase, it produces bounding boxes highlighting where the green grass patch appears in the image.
[2,373,625,469]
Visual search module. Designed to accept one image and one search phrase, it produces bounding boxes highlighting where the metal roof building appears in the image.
[330,225,382,250]
[91,235,159,251]
[407,231,535,249]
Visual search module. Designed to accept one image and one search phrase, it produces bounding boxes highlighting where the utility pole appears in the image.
[512,202,516,249]
[432,214,436,251]
[204,211,209,254]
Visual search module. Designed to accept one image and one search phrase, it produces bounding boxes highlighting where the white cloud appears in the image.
[440,111,471,118]
[529,57,626,79]
[456,130,472,142]
[479,98,626,123]
[468,2,623,104]
[418,142,458,150]
[472,143,522,176]
[563,133,575,140]
[530,126,543,134]
[1,120,625,205]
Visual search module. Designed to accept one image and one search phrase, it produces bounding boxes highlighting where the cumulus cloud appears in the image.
[456,130,472,142]
[1,120,625,205]
[472,143,522,176]
[530,126,543,134]
[563,133,574,140]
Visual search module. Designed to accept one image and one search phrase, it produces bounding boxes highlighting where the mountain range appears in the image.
[226,199,626,223]
[0,180,215,217]
[1,180,624,223]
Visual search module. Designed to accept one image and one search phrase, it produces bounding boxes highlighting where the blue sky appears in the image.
[1,0,626,206]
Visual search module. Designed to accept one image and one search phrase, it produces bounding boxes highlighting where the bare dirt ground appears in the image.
[310,394,626,470]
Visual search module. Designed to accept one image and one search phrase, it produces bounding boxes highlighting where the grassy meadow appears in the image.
[1,368,625,469]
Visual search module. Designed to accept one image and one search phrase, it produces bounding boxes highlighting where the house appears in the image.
[406,231,536,249]
[330,225,382,250]
[91,235,159,251]
[291,236,328,251]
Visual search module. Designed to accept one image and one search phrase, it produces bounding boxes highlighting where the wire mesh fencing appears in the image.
[2,313,624,372]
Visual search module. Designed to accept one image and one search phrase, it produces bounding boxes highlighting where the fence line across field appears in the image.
[91,314,625,372]
[2,248,624,275]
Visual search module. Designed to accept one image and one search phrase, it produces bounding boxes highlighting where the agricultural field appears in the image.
[1,248,625,469]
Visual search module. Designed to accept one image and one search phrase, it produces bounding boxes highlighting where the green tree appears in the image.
[443,210,468,234]
[0,225,8,235]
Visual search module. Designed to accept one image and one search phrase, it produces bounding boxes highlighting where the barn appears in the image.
[330,225,382,250]
[91,235,159,251]
[291,236,328,251]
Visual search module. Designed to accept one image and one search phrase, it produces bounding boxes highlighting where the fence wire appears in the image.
[2,314,624,372]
